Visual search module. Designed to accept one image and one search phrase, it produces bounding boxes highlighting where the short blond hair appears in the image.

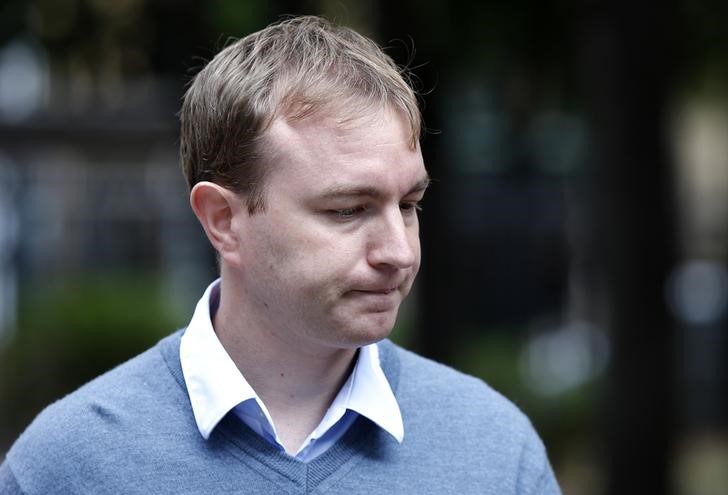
[179,15,422,212]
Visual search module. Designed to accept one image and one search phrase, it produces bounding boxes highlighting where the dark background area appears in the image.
[1,1,728,493]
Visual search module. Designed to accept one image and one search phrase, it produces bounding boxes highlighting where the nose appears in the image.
[367,208,418,269]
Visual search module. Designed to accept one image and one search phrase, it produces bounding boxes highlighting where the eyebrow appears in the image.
[319,174,431,200]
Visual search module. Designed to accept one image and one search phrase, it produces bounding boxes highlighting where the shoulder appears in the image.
[379,340,559,493]
[385,340,528,423]
[23,333,182,431]
[4,332,194,493]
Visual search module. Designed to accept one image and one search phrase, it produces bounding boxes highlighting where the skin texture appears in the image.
[190,107,428,452]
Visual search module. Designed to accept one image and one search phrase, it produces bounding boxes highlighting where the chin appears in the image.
[320,303,402,349]
[343,313,398,347]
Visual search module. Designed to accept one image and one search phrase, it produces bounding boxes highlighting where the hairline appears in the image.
[248,99,420,214]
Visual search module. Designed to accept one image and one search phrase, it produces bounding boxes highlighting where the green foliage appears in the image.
[0,273,185,450]
[450,328,601,463]
[204,0,268,40]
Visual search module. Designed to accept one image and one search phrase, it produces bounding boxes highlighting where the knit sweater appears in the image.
[0,331,561,494]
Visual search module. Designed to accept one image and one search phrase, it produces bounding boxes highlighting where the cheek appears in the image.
[263,227,360,284]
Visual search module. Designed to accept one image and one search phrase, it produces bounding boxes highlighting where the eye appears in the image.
[330,205,368,220]
[400,201,422,214]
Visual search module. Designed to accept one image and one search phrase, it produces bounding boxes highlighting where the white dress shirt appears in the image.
[180,279,404,462]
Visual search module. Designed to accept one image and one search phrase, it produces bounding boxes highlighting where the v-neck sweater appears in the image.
[1,331,561,494]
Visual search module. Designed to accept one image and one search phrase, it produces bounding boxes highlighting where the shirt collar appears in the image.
[179,279,404,443]
[343,343,404,442]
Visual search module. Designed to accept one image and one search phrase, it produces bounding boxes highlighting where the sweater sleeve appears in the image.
[530,455,562,495]
[0,460,25,495]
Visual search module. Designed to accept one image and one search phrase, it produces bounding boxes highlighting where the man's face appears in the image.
[232,108,428,352]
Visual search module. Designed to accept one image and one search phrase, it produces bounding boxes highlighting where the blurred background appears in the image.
[1,0,727,493]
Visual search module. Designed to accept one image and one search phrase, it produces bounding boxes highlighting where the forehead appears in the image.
[264,108,426,197]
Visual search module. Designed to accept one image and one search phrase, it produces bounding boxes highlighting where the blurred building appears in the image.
[0,37,211,344]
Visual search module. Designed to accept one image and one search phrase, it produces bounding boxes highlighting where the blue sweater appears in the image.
[1,332,561,494]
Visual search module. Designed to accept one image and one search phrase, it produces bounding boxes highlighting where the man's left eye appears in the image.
[400,202,422,213]
[331,206,368,219]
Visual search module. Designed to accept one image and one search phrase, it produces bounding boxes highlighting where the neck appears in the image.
[213,274,357,454]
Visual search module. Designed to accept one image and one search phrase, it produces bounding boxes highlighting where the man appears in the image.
[1,16,560,494]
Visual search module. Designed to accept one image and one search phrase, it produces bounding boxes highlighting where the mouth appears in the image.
[353,287,398,295]
[346,287,401,313]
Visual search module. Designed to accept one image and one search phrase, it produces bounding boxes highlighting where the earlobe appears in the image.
[190,182,243,266]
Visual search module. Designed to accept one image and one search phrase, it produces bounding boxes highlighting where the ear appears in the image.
[190,181,245,267]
